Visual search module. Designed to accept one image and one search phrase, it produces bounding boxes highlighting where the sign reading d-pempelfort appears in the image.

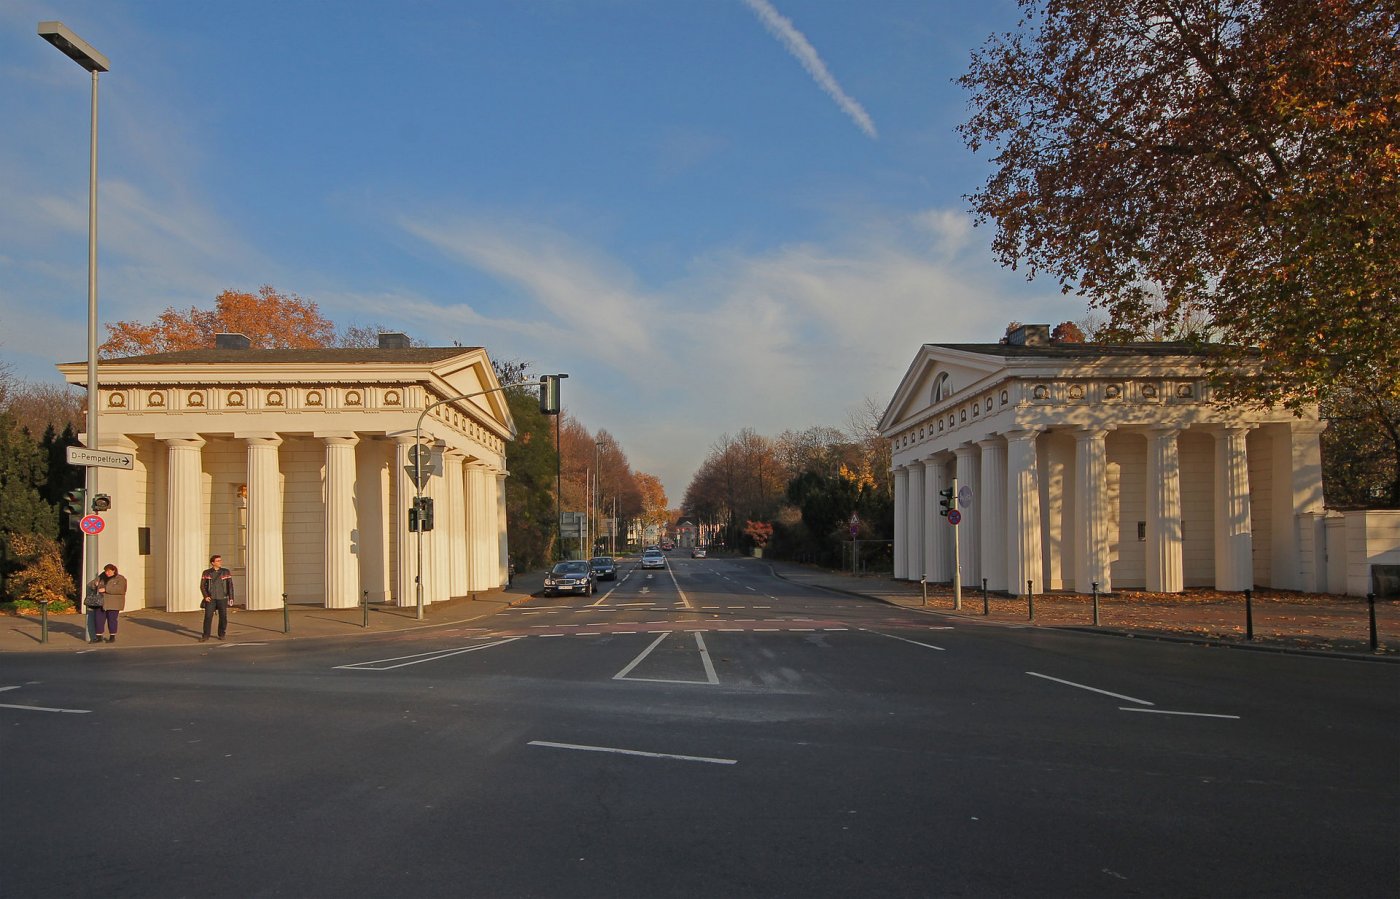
[66,446,135,470]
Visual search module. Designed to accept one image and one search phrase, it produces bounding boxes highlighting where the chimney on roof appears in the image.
[378,332,411,350]
[1007,324,1051,346]
[215,333,252,350]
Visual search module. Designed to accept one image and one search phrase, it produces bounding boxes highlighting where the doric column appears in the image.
[954,444,981,588]
[468,465,493,591]
[244,435,285,610]
[1074,428,1112,593]
[392,435,419,607]
[1005,429,1042,597]
[1269,420,1326,590]
[892,467,909,579]
[423,451,450,604]
[95,435,140,608]
[1213,426,1254,591]
[1146,427,1184,593]
[445,453,469,598]
[355,438,390,603]
[323,434,359,608]
[496,470,510,585]
[164,436,206,612]
[978,437,1008,592]
[906,461,925,581]
[923,456,949,582]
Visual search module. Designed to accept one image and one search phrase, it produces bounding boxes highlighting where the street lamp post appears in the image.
[39,22,108,638]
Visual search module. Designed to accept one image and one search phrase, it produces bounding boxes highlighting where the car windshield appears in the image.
[591,558,613,565]
[552,561,590,575]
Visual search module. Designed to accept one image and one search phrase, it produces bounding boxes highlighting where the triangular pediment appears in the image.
[879,345,1007,435]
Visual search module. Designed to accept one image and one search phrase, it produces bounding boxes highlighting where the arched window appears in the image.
[932,372,951,403]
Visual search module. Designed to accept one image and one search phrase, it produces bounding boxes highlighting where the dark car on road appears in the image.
[590,556,617,581]
[543,560,594,597]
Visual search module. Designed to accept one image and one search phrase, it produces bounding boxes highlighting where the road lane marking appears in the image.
[862,629,945,651]
[1027,672,1154,706]
[0,703,92,714]
[695,632,720,684]
[613,632,670,680]
[528,740,736,766]
[335,637,522,670]
[1119,708,1240,719]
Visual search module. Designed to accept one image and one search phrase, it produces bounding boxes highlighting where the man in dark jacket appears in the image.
[199,554,235,642]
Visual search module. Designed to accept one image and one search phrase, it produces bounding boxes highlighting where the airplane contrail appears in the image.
[741,0,878,139]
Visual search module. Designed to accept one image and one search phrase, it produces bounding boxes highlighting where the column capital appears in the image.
[1003,428,1041,444]
[1073,426,1112,441]
[162,435,206,449]
[976,435,1004,450]
[1201,423,1256,437]
[238,432,283,446]
[317,432,360,446]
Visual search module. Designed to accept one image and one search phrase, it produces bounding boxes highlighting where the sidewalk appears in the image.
[0,570,548,653]
[764,559,1400,661]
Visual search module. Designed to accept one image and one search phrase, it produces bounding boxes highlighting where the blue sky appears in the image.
[1,0,1083,502]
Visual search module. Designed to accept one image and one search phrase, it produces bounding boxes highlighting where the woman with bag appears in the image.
[85,564,127,644]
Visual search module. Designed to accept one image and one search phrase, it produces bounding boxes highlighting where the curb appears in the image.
[766,564,1398,664]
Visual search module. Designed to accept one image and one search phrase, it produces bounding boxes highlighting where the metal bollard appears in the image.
[1244,589,1253,641]
[363,589,370,629]
[982,578,989,616]
[1367,593,1378,651]
[921,575,927,607]
[283,593,290,634]
[1092,581,1100,627]
[39,599,50,644]
[1028,580,1034,621]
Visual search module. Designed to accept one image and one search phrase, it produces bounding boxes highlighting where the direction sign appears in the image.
[66,446,134,470]
[79,515,106,535]
[946,509,962,526]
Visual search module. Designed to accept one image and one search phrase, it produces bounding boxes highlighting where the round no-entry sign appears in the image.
[946,509,962,526]
[79,515,105,535]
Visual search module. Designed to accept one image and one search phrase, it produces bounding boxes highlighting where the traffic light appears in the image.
[91,493,111,512]
[407,497,434,532]
[539,374,562,415]
[63,488,86,517]
[938,487,956,517]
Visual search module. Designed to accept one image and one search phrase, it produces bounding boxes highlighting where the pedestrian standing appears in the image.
[87,563,128,643]
[200,554,235,643]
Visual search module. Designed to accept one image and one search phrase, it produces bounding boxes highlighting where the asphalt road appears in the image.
[3,555,1397,898]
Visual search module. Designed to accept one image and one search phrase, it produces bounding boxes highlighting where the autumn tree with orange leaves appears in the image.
[960,0,1400,502]
[100,286,337,356]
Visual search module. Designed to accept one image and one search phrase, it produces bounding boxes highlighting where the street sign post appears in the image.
[947,509,962,525]
[66,446,133,470]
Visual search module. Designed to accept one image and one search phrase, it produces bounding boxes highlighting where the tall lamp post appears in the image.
[39,21,108,637]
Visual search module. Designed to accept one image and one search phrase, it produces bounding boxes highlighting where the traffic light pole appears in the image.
[951,478,962,611]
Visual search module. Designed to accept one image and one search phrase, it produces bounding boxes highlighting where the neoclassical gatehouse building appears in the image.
[58,333,514,612]
[879,325,1331,597]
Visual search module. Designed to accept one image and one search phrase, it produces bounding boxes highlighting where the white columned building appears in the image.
[59,333,516,611]
[880,326,1327,596]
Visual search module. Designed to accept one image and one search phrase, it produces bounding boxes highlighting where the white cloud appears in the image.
[742,0,879,139]
[396,205,1053,499]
